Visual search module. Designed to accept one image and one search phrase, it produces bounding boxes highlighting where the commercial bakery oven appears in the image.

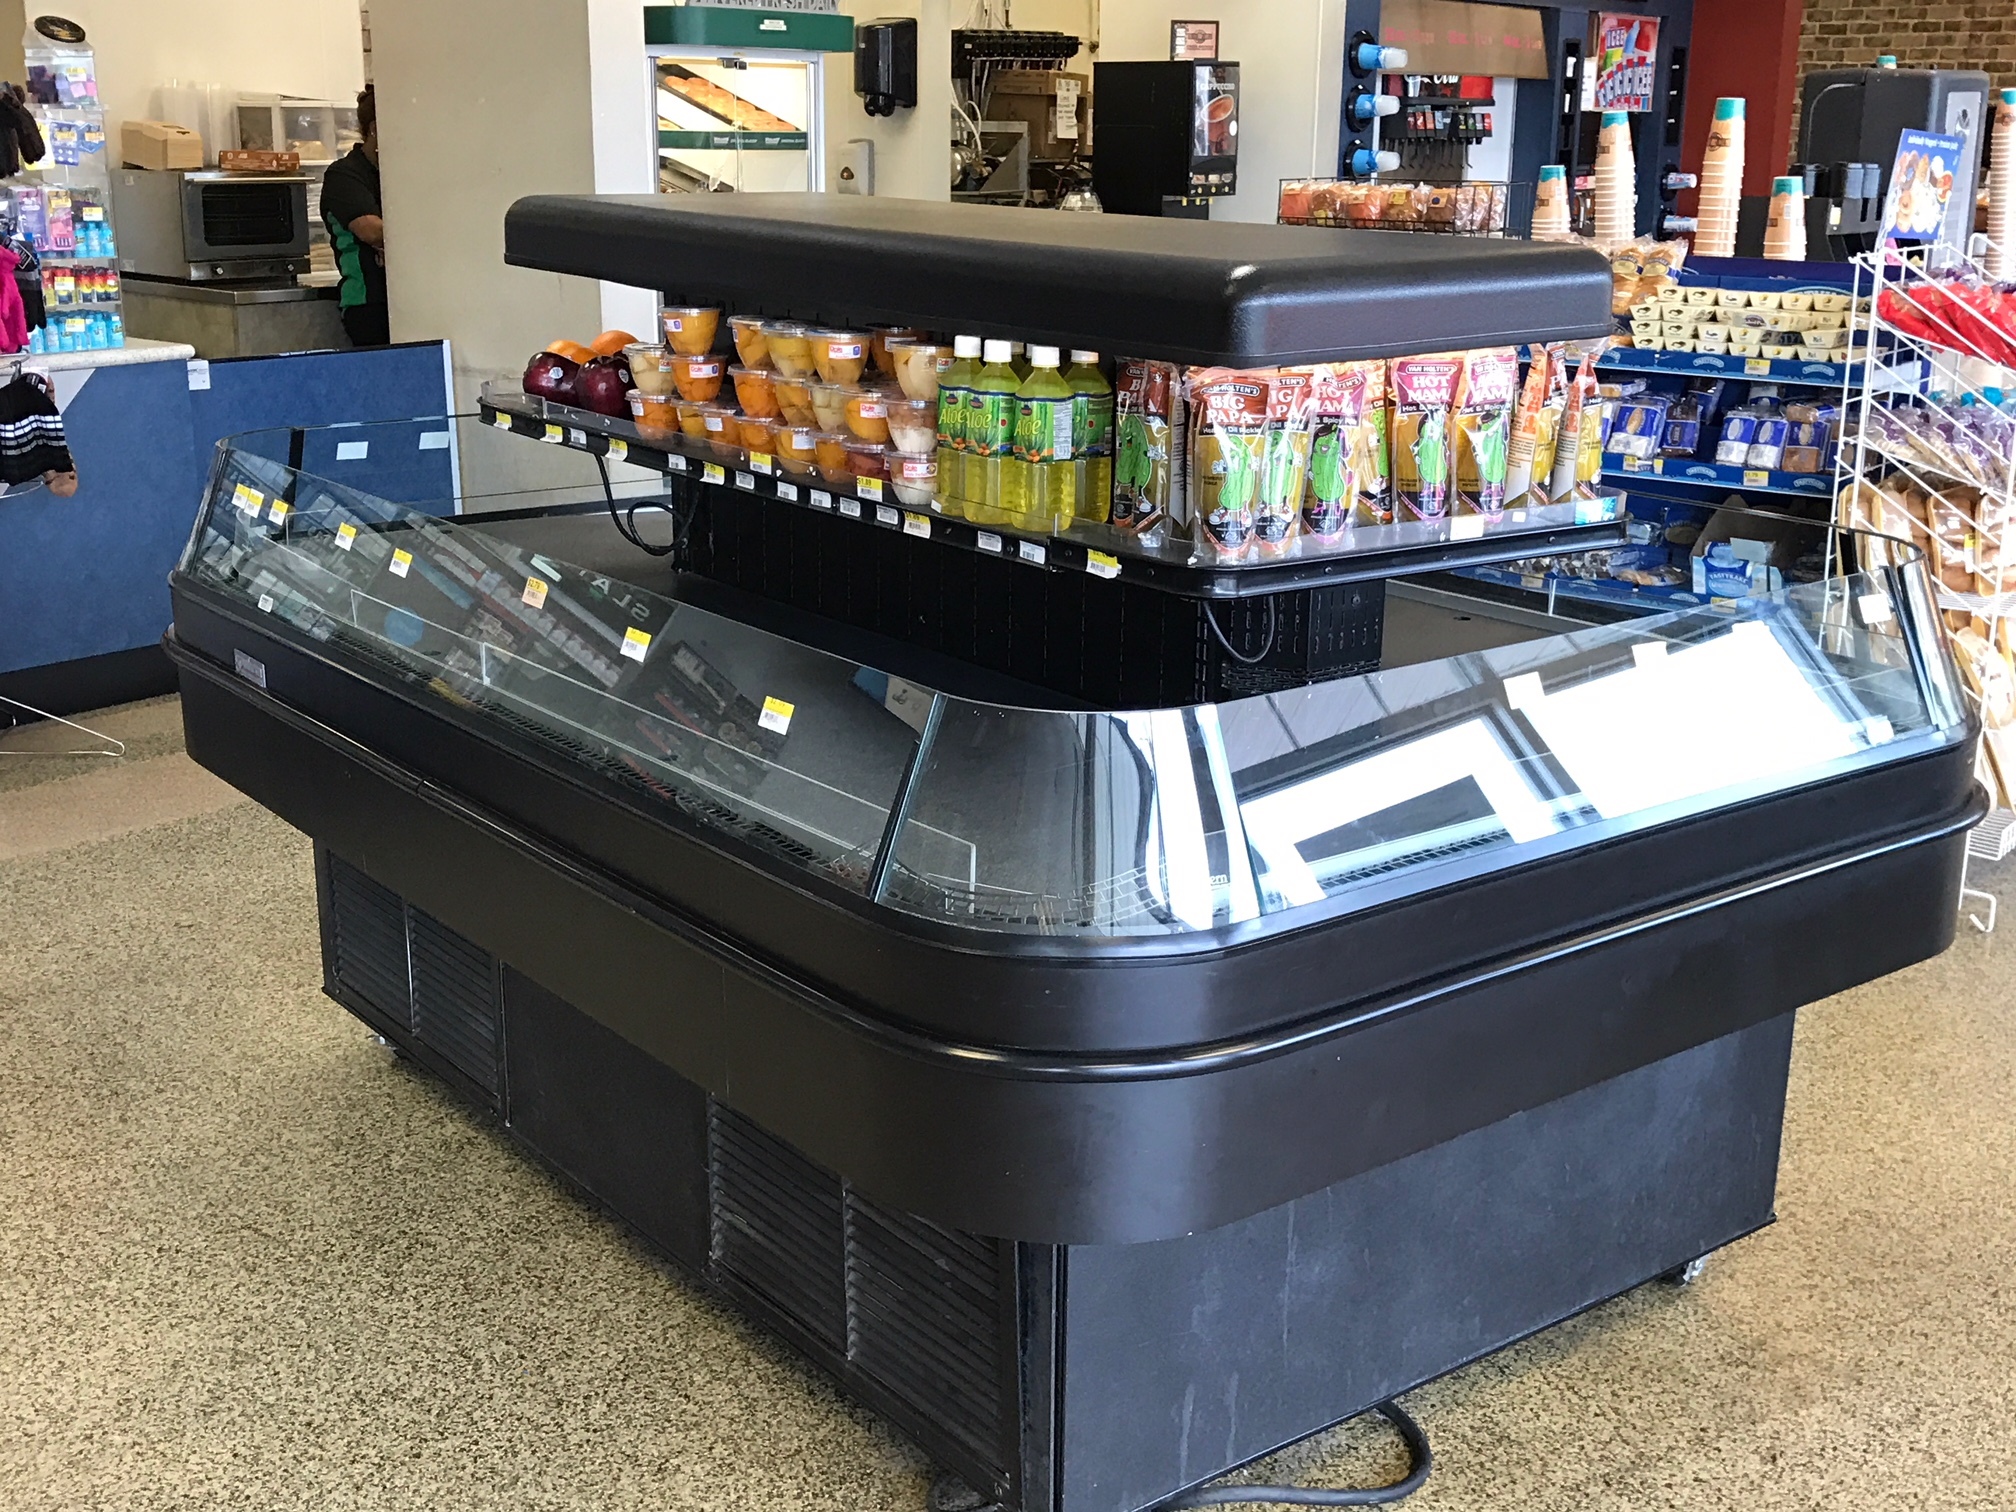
[169,198,1981,1512]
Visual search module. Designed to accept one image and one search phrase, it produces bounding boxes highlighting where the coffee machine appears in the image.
[1092,60,1239,218]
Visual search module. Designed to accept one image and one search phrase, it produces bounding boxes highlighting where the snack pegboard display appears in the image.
[1834,244,2016,884]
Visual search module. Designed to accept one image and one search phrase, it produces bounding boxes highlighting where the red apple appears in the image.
[575,355,633,417]
[524,351,580,404]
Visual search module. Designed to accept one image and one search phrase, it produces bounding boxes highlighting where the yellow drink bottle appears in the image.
[967,340,1020,523]
[1065,350,1114,523]
[937,335,982,508]
[1010,346,1075,527]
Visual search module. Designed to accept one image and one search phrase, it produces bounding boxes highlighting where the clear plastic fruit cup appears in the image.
[625,343,677,397]
[813,431,853,487]
[774,425,819,475]
[842,389,892,444]
[661,305,720,356]
[669,353,725,403]
[764,322,816,378]
[730,365,780,418]
[884,396,936,453]
[889,450,938,507]
[811,329,870,384]
[729,314,770,369]
[773,376,817,427]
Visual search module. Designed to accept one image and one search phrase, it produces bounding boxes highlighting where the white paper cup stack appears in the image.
[1594,112,1637,250]
[1695,97,1745,258]
[1533,164,1571,237]
[1989,90,2016,280]
[1764,176,1807,260]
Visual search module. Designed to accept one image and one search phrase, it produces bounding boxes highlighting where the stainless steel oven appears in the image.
[110,169,311,282]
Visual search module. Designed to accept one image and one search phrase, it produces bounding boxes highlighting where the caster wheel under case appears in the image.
[929,1473,1004,1512]
[371,1034,409,1061]
[1662,1257,1708,1286]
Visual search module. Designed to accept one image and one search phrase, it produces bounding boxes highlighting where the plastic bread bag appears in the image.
[1452,347,1520,519]
[1389,354,1462,523]
[1113,358,1180,532]
[1187,367,1268,563]
[1303,362,1367,542]
[1255,367,1315,556]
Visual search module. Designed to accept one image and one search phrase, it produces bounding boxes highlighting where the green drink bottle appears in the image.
[966,340,1020,524]
[1065,350,1114,523]
[937,335,982,507]
[1009,346,1076,527]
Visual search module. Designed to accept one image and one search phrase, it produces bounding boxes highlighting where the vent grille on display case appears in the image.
[846,1198,1005,1468]
[709,1102,848,1347]
[408,910,503,1098]
[328,855,411,1030]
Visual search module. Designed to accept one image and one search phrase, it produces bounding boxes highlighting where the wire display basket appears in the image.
[1278,179,1532,238]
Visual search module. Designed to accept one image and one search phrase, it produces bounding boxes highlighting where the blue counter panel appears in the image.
[0,360,199,676]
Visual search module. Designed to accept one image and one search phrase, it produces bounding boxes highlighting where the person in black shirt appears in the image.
[322,86,388,347]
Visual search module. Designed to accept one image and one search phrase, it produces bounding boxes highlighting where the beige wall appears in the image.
[52,0,363,144]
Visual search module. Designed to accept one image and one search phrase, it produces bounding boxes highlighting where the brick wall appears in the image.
[1797,0,2016,127]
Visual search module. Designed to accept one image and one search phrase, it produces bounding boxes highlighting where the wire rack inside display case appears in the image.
[1834,243,2016,926]
[1278,179,1531,238]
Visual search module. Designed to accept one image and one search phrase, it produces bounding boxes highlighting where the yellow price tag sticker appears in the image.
[621,625,652,663]
[522,576,548,609]
[334,522,358,551]
[759,695,795,735]
[233,483,264,515]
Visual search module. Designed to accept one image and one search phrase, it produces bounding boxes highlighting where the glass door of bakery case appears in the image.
[649,50,825,195]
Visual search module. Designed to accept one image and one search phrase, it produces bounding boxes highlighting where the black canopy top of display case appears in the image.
[503,192,1615,365]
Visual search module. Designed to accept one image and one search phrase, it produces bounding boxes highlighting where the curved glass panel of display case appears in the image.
[178,429,1971,940]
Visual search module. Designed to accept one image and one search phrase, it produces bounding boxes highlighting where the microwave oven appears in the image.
[109,169,312,282]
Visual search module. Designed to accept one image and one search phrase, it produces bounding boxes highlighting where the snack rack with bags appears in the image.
[1277,177,1520,236]
[1834,244,2016,923]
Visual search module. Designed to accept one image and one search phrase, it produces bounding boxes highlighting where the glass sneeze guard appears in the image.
[182,427,1972,942]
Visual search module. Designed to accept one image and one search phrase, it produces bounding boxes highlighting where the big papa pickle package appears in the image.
[1389,353,1462,523]
[1188,368,1270,561]
[1113,358,1181,531]
[1452,347,1519,519]
[1256,367,1314,555]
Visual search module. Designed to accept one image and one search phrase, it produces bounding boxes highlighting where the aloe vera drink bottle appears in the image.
[967,340,1020,523]
[1065,350,1114,522]
[937,336,982,508]
[1009,346,1076,526]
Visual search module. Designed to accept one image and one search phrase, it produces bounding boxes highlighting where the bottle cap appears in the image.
[1714,97,1745,121]
[954,335,982,357]
[1070,349,1099,364]
[1028,345,1062,367]
[982,339,1013,363]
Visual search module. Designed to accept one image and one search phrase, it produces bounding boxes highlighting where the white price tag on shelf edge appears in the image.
[256,593,275,613]
[1449,515,1485,541]
[1018,540,1046,566]
[810,489,833,510]
[840,497,862,519]
[977,531,1003,554]
[736,471,757,491]
[875,503,899,527]
[776,481,800,502]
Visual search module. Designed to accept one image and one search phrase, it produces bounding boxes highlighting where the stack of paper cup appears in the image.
[1593,111,1636,249]
[1764,175,1807,260]
[1987,88,2016,280]
[1695,97,1745,258]
[1533,164,1571,237]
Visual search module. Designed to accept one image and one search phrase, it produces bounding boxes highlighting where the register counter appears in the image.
[168,199,1983,1512]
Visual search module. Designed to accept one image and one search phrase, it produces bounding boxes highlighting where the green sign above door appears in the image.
[644,6,855,53]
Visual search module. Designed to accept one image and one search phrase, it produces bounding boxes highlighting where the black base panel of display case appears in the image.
[167,605,1980,1245]
[693,487,1386,705]
[312,847,1793,1512]
[0,644,177,724]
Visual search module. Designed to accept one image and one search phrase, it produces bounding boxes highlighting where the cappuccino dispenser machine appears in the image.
[1092,59,1239,217]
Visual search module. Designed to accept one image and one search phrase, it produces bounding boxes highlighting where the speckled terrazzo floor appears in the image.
[3,701,2014,1510]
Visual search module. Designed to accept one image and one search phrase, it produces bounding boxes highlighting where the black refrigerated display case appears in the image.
[169,197,1982,1512]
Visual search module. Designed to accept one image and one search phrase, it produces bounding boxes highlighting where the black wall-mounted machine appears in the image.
[856,18,917,116]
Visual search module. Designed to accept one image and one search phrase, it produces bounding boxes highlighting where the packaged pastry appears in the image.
[1256,367,1314,555]
[1303,363,1370,541]
[1113,358,1181,531]
[1605,395,1671,462]
[1452,347,1519,519]
[1388,353,1462,523]
[1187,367,1268,561]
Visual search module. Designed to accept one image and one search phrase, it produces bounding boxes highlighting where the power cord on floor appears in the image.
[1163,1400,1431,1508]
[596,452,684,559]
[1204,597,1278,666]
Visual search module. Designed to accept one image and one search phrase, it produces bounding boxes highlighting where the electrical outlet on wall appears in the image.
[836,138,874,194]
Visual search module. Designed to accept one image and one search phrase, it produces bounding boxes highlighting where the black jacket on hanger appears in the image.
[0,85,45,179]
[0,371,72,483]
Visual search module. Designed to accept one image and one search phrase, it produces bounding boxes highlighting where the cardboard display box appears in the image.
[987,71,1090,159]
[122,120,203,171]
